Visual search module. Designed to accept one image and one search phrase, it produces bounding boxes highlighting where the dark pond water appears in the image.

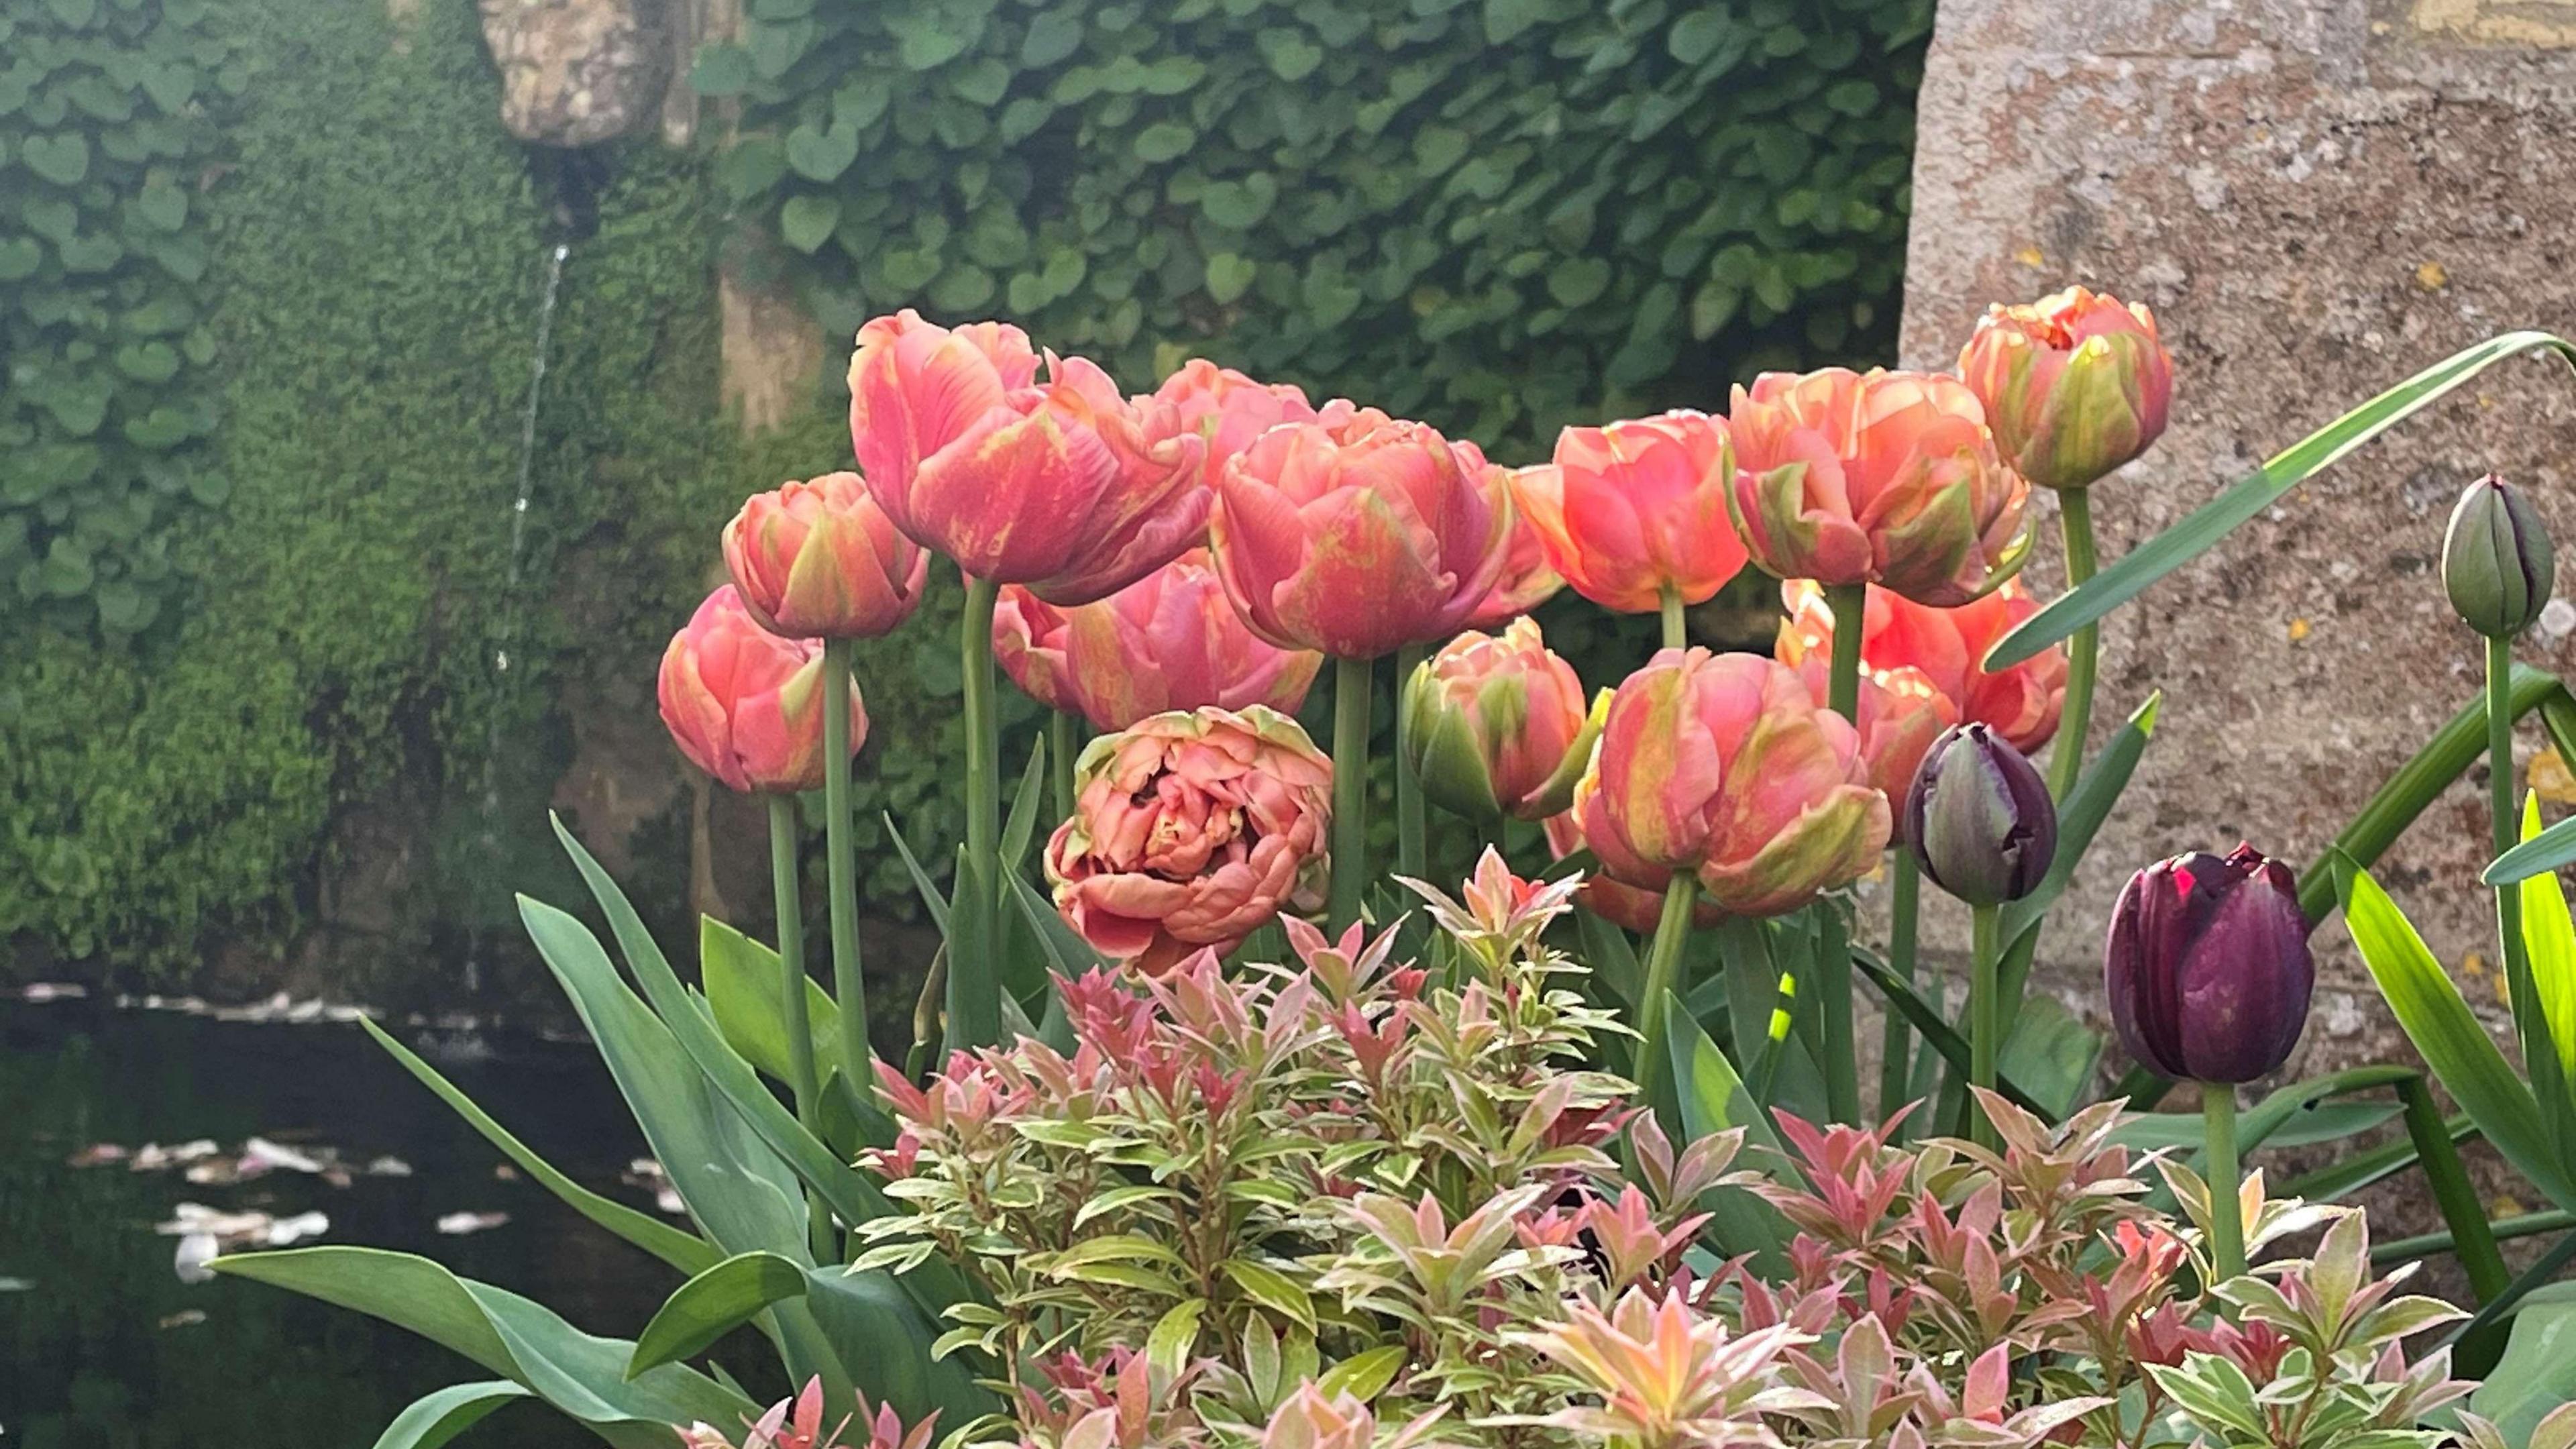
[1,998,688,1447]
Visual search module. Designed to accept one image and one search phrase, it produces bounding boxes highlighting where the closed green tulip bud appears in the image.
[1400,619,1597,824]
[2443,473,2555,638]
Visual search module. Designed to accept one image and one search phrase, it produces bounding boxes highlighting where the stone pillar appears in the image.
[1900,1,2576,1076]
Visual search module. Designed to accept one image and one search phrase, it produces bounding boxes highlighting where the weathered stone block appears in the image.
[476,0,669,148]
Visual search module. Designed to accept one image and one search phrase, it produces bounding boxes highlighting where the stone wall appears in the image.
[1901,0,2576,1110]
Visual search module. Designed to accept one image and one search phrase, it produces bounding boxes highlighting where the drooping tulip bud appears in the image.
[720,472,930,639]
[1400,619,1599,824]
[2442,473,2556,639]
[2104,845,2314,1083]
[1903,723,2055,906]
[1727,367,2031,608]
[1574,649,1888,916]
[657,586,862,794]
[1957,286,2174,491]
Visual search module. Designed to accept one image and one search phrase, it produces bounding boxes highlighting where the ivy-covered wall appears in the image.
[2,0,737,981]
[1,0,1931,989]
[698,0,1932,451]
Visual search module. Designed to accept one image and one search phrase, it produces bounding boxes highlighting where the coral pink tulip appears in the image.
[1399,619,1597,824]
[1055,549,1322,731]
[1210,413,1514,658]
[1465,460,1566,627]
[1572,649,1888,916]
[1044,706,1333,973]
[848,309,1208,604]
[1150,358,1321,477]
[1775,578,2065,753]
[993,587,1080,714]
[721,472,929,640]
[657,586,862,794]
[1543,811,1723,934]
[1958,286,2172,492]
[1727,368,2030,607]
[1512,411,1745,614]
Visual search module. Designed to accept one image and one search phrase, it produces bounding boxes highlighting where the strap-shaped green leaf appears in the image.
[1845,949,2051,1116]
[627,1252,810,1381]
[2516,793,2576,1171]
[369,1381,531,1449]
[1660,991,1789,1267]
[883,812,953,933]
[1990,330,2576,669]
[2313,666,2567,918]
[2339,861,2576,1212]
[360,1016,718,1277]
[211,1248,754,1449]
[2467,1282,2576,1443]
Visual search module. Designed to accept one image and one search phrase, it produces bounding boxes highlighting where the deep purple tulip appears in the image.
[2104,845,2314,1083]
[1903,722,2056,906]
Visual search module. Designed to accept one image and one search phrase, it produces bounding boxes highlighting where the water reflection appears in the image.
[1,1000,675,1446]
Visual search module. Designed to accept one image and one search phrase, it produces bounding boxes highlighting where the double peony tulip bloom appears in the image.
[720,472,929,640]
[1512,411,1745,614]
[1210,411,1515,659]
[1728,368,2030,607]
[998,550,1322,731]
[1775,579,2066,753]
[1957,286,2171,492]
[1400,619,1599,825]
[1150,358,1322,477]
[657,586,863,794]
[1543,810,1725,935]
[1044,706,1334,973]
[1572,649,1889,917]
[2104,845,2314,1083]
[849,310,1208,605]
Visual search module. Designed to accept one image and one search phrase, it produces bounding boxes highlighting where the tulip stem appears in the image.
[2489,632,2540,1080]
[952,577,1003,1052]
[766,794,831,1263]
[2202,1083,2247,1285]
[821,637,870,1090]
[1969,902,2000,1151]
[1395,643,1428,884]
[1633,876,1699,1114]
[1659,586,1687,651]
[1050,710,1079,824]
[2047,486,2100,802]
[1879,851,1920,1123]
[1823,582,1866,724]
[1330,653,1373,932]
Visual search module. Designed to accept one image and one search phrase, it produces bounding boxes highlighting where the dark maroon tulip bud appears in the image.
[1903,722,2056,906]
[2104,845,2314,1083]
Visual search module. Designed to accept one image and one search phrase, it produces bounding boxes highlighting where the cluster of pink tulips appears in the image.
[651,286,2176,1113]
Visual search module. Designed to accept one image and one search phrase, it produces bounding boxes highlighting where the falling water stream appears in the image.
[466,240,572,994]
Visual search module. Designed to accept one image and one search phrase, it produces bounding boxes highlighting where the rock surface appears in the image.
[477,0,669,147]
[1900,0,2576,1216]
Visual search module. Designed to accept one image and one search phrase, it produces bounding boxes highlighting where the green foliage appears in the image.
[1,0,735,972]
[0,0,241,639]
[704,0,1930,453]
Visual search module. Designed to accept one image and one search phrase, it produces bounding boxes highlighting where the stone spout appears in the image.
[477,0,670,148]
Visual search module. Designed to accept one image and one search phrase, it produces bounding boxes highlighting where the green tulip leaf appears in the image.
[627,1252,809,1380]
[368,1381,532,1449]
[2339,860,2576,1212]
[2469,1283,2576,1446]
